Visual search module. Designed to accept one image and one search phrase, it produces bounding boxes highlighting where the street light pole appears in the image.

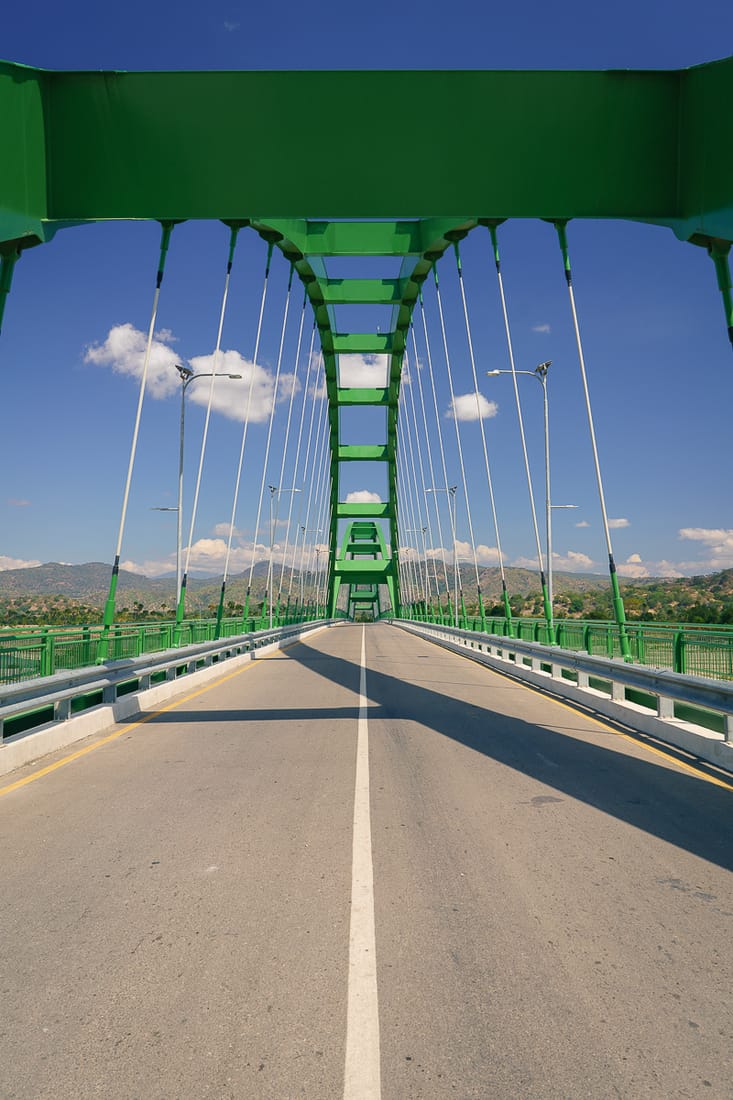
[487,362,557,638]
[174,365,242,621]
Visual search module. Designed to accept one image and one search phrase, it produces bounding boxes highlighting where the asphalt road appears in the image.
[0,622,731,1099]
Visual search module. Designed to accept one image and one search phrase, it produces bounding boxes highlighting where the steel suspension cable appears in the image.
[307,437,332,616]
[98,221,175,660]
[287,354,326,604]
[555,221,631,658]
[400,353,434,615]
[177,225,240,632]
[395,445,415,610]
[418,298,460,625]
[488,224,554,643]
[454,242,512,630]
[245,263,295,621]
[396,386,425,613]
[408,326,447,620]
[266,288,308,623]
[432,264,483,626]
[296,398,329,612]
[279,325,318,606]
[217,240,273,633]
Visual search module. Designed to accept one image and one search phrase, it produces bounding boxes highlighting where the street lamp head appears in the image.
[535,360,552,378]
[175,363,194,381]
[226,373,243,380]
[485,369,502,376]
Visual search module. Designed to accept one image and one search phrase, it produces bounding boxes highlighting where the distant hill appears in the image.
[2,561,733,626]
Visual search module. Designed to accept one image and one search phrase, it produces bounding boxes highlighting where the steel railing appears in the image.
[387,610,733,682]
[0,609,330,686]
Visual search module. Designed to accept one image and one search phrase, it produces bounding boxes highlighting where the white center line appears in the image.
[344,626,381,1100]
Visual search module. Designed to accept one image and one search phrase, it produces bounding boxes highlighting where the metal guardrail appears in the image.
[0,620,333,740]
[0,612,329,687]
[390,613,733,681]
[393,620,733,752]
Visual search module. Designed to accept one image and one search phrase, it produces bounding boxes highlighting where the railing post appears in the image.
[674,631,686,675]
[41,631,54,679]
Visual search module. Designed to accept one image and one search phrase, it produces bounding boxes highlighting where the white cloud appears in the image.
[277,372,301,402]
[8,498,31,507]
[424,542,500,565]
[608,517,630,529]
[188,350,274,423]
[0,555,42,571]
[345,490,382,504]
[616,553,684,579]
[223,20,239,31]
[338,353,389,388]
[575,520,590,528]
[532,323,551,334]
[676,527,733,572]
[85,323,180,397]
[86,324,280,424]
[512,550,597,572]
[679,527,733,553]
[446,392,499,422]
[552,550,596,571]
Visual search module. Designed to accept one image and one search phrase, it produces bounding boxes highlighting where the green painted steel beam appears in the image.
[322,278,405,304]
[2,61,733,246]
[334,559,394,578]
[337,387,391,406]
[337,502,392,519]
[327,333,396,354]
[338,444,391,461]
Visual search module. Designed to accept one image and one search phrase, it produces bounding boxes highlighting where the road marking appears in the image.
[0,645,286,800]
[344,626,381,1100]
[430,634,733,793]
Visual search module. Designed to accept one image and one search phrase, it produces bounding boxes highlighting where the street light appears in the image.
[268,486,301,627]
[425,486,458,626]
[487,361,577,628]
[174,364,242,607]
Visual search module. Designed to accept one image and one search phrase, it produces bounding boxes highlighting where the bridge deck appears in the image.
[1,623,731,1099]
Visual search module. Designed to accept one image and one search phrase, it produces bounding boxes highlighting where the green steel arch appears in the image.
[2,59,732,617]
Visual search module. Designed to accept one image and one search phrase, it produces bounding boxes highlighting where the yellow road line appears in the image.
[0,646,285,799]
[421,632,733,793]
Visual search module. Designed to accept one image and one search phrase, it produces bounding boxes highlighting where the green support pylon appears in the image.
[0,247,20,336]
[707,239,733,351]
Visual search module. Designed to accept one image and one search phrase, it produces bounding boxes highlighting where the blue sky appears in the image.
[2,1,733,583]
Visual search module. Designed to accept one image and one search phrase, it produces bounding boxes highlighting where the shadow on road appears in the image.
[148,624,733,872]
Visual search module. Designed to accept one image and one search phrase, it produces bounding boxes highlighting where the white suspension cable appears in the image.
[294,389,329,603]
[432,264,483,617]
[288,354,326,601]
[278,321,317,599]
[417,302,460,623]
[265,289,308,619]
[487,225,552,632]
[407,327,445,612]
[246,264,295,597]
[181,228,239,590]
[221,243,274,609]
[101,223,175,645]
[454,242,509,619]
[400,344,434,606]
[298,401,330,607]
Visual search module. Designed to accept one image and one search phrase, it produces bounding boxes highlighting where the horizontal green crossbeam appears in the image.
[2,61,732,246]
[337,502,392,518]
[337,388,391,406]
[338,445,391,461]
[322,279,405,304]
